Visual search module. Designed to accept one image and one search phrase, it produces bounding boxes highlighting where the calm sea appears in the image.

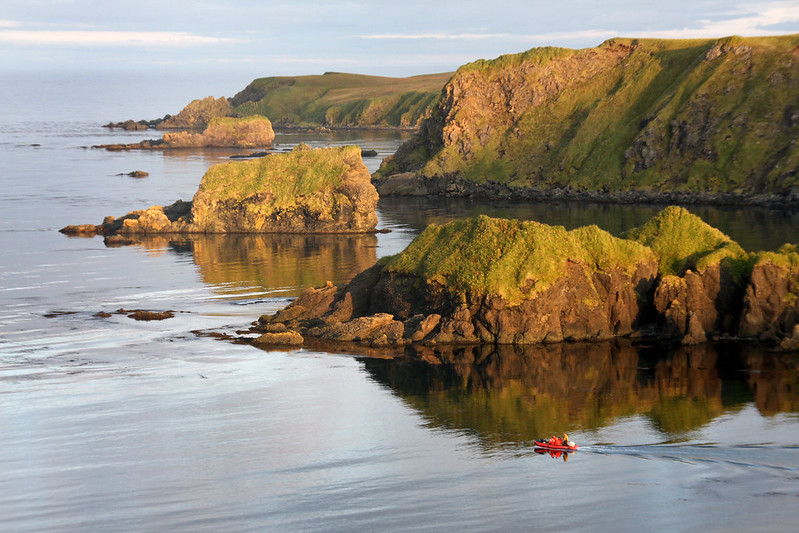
[1,70,798,532]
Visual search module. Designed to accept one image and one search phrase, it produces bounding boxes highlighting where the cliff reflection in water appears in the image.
[360,342,799,447]
[124,233,378,298]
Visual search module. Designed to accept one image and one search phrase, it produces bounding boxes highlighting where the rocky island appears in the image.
[375,35,799,205]
[104,71,453,132]
[250,207,799,351]
[61,144,379,237]
[96,115,275,151]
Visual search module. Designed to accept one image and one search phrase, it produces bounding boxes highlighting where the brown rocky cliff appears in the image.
[378,35,799,198]
[739,254,799,341]
[156,96,233,130]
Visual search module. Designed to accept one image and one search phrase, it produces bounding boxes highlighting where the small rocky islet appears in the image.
[250,207,799,352]
[61,142,379,239]
[95,115,275,151]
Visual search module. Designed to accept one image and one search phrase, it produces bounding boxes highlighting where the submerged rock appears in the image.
[61,145,379,235]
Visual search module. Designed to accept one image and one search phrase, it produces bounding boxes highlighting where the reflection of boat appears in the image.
[534,439,578,452]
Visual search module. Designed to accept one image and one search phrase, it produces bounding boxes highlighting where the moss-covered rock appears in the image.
[623,206,748,276]
[257,214,659,345]
[161,115,275,148]
[386,215,656,304]
[251,207,798,350]
[190,144,377,233]
[625,206,751,343]
[67,145,378,235]
[95,115,275,151]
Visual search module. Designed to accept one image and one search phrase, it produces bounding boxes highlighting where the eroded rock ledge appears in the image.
[61,145,379,236]
[247,207,799,351]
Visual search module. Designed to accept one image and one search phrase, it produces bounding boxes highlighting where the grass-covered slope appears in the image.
[385,214,655,303]
[229,71,453,128]
[623,206,748,276]
[380,35,799,195]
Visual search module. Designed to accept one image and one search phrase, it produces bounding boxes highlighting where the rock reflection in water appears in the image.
[119,233,378,298]
[360,342,798,448]
[739,348,799,415]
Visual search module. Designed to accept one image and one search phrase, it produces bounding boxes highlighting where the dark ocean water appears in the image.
[1,71,798,532]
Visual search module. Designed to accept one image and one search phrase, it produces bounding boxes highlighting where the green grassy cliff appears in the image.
[228,71,453,128]
[385,214,656,304]
[379,35,799,196]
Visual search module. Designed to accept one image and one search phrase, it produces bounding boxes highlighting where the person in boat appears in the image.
[562,433,569,446]
[548,435,563,446]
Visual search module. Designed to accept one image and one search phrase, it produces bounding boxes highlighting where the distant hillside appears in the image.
[378,35,799,197]
[228,71,453,129]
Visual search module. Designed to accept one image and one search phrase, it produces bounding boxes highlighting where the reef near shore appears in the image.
[60,144,378,237]
[95,115,275,151]
[248,207,799,351]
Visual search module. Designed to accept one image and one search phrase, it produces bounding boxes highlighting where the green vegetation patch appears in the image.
[751,243,799,271]
[623,206,748,276]
[196,144,360,210]
[230,71,452,128]
[386,215,655,303]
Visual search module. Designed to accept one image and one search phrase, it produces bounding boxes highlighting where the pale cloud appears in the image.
[0,20,22,28]
[361,33,511,40]
[517,30,620,44]
[0,30,237,46]
[626,2,799,39]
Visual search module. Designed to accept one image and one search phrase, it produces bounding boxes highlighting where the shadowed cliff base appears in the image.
[372,173,799,208]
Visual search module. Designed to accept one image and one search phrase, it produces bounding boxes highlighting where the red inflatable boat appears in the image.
[534,439,578,452]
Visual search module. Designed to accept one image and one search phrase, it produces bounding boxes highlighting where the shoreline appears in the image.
[373,173,799,209]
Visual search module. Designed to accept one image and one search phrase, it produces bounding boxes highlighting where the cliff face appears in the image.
[379,35,799,196]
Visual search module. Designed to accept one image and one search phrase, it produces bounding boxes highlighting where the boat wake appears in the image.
[578,443,799,471]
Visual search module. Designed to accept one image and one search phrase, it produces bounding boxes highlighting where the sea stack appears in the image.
[60,144,379,236]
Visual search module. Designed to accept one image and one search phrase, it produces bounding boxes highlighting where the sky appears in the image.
[2,0,799,78]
